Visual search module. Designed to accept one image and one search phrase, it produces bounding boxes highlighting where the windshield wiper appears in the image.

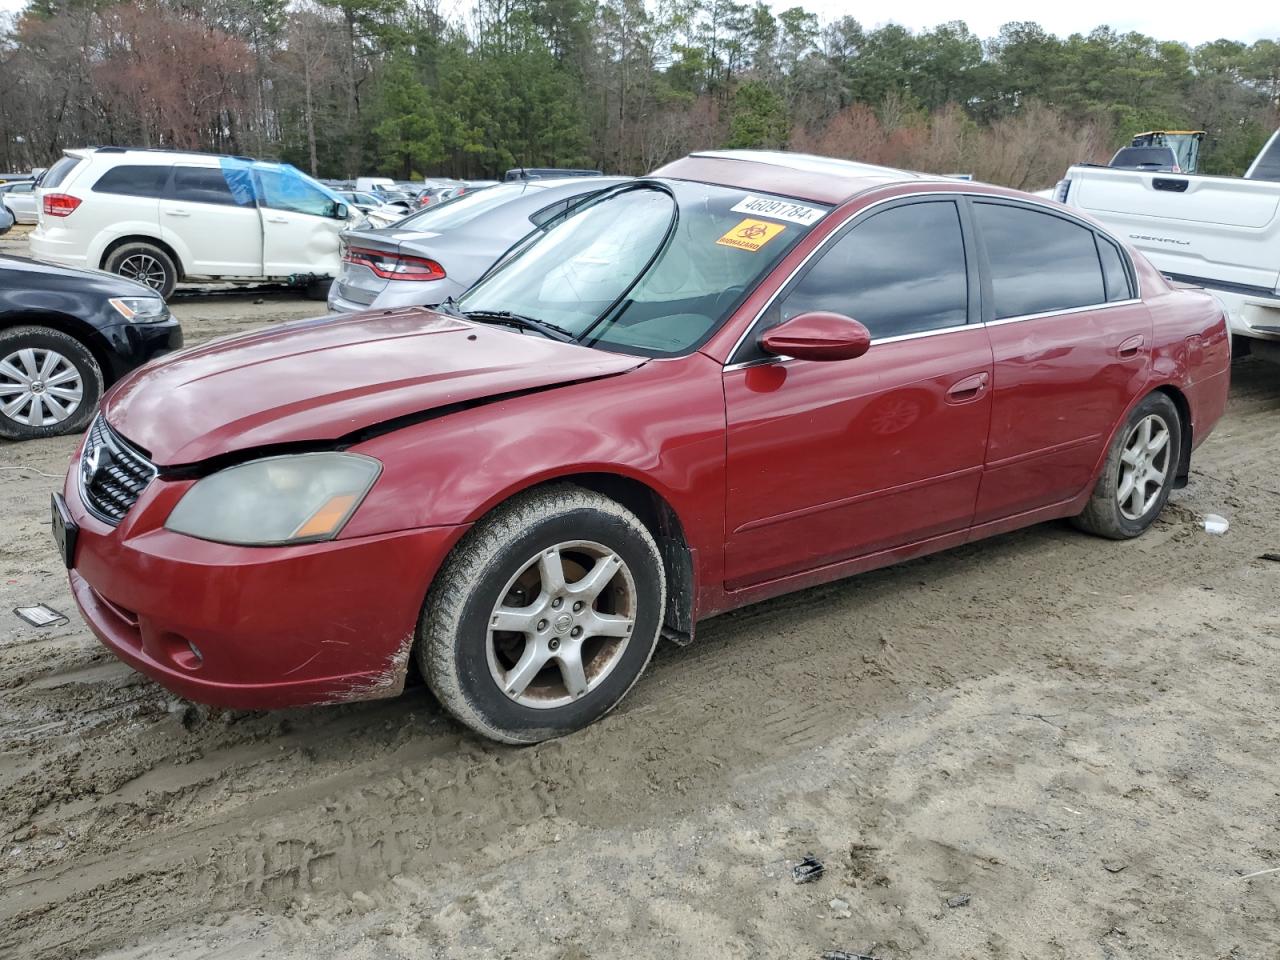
[462,309,577,343]
[435,296,464,318]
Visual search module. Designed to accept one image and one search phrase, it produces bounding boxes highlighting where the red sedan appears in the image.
[53,151,1231,743]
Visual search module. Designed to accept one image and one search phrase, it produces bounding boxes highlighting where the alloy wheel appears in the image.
[486,540,638,709]
[118,253,166,290]
[0,347,84,426]
[1117,413,1171,520]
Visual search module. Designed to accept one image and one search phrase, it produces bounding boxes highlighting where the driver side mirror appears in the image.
[759,311,871,362]
[333,202,349,220]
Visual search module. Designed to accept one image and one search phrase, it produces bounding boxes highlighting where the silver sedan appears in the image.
[328,176,630,313]
[0,181,38,224]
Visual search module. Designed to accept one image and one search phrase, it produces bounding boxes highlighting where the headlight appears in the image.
[109,296,169,323]
[165,453,381,546]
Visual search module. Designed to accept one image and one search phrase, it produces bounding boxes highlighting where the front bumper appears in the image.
[62,456,467,708]
[96,318,183,383]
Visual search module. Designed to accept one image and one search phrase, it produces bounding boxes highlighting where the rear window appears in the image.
[975,202,1106,319]
[1247,133,1280,182]
[396,183,530,231]
[1110,147,1175,168]
[41,155,83,189]
[1096,236,1133,301]
[93,165,169,198]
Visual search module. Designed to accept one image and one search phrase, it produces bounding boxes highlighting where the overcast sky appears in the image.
[0,0,1275,47]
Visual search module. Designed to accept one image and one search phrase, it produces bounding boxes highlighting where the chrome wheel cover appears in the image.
[486,540,638,710]
[0,347,84,427]
[1117,413,1171,520]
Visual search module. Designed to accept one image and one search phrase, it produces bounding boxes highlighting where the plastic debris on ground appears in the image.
[1203,514,1229,535]
[792,854,824,884]
[13,604,68,628]
[944,893,971,909]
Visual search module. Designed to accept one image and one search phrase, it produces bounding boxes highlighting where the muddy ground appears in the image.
[2,225,1279,959]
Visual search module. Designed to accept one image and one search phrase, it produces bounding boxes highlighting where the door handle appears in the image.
[1117,334,1146,359]
[165,208,190,217]
[266,216,288,224]
[945,371,989,404]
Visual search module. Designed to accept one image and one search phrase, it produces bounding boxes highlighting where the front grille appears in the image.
[79,415,156,525]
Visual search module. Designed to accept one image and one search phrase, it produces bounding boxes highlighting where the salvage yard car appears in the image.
[1,253,180,441]
[329,176,630,313]
[53,150,1231,743]
[29,147,353,299]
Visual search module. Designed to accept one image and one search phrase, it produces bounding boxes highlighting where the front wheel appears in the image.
[418,485,666,744]
[1073,391,1182,539]
[0,326,103,441]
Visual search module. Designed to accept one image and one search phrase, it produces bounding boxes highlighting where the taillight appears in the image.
[1054,179,1072,204]
[43,193,81,217]
[344,246,445,282]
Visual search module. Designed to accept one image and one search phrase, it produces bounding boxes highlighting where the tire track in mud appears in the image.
[3,362,1280,958]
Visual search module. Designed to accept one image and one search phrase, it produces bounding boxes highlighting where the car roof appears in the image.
[525,175,629,192]
[67,147,266,167]
[650,150,929,205]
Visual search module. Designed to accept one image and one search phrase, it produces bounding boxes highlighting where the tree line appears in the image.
[0,0,1277,189]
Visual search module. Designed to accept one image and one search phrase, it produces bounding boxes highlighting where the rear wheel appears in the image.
[104,242,178,299]
[1073,391,1181,539]
[418,485,666,744]
[0,326,103,441]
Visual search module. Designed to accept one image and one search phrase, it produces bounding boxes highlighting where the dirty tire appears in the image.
[0,325,103,441]
[418,484,666,744]
[104,242,178,299]
[1072,391,1182,540]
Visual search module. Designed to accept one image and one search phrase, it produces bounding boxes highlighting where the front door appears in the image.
[254,166,345,278]
[723,198,993,589]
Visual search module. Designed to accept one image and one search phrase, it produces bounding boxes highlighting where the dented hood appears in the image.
[102,308,645,466]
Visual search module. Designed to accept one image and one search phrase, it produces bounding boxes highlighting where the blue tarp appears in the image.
[217,158,346,209]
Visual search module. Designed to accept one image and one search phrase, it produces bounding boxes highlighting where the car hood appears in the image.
[101,308,646,466]
[0,254,157,297]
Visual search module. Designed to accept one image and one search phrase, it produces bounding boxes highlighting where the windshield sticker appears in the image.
[730,195,824,226]
[716,218,787,252]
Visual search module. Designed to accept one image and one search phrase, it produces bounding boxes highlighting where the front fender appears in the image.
[343,353,729,608]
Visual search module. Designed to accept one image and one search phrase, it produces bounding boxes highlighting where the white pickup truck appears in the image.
[1053,131,1280,359]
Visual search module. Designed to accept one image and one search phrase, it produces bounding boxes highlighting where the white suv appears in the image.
[30,148,355,298]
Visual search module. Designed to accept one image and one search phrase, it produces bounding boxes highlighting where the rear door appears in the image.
[972,199,1152,523]
[254,166,345,277]
[160,164,263,277]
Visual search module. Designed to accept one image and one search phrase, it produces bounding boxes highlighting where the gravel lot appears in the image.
[3,226,1280,959]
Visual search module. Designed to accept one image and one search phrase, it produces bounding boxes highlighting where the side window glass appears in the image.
[256,168,333,217]
[529,198,569,228]
[93,165,168,199]
[780,200,969,339]
[976,203,1106,318]
[171,167,251,207]
[1096,236,1132,302]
